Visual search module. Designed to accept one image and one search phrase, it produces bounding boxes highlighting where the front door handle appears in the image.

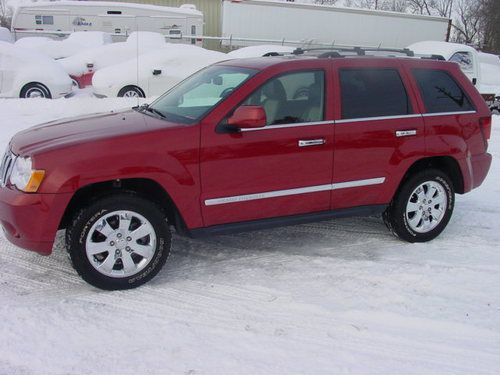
[298,139,326,147]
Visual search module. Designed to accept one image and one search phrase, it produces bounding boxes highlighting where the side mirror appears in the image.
[227,106,266,129]
[153,69,162,76]
[472,78,477,86]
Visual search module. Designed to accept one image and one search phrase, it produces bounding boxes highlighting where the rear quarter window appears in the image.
[412,69,474,113]
[339,68,411,120]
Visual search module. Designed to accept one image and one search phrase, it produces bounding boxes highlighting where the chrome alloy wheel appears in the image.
[405,181,447,233]
[25,88,44,98]
[123,90,140,97]
[85,210,157,278]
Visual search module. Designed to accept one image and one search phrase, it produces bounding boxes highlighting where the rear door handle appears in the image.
[395,130,417,137]
[298,139,326,147]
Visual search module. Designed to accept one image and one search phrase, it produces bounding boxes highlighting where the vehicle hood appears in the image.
[11,109,176,156]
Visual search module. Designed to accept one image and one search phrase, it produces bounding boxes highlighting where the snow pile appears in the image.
[15,32,112,60]
[58,31,167,76]
[0,27,13,43]
[228,44,295,58]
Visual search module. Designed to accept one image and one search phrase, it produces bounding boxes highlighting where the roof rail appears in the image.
[289,46,445,60]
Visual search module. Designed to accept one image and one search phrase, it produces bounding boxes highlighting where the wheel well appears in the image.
[59,178,183,230]
[402,156,464,194]
[118,85,145,97]
[20,82,50,97]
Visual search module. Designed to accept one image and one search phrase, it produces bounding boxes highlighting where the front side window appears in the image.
[148,65,256,124]
[339,68,411,120]
[242,70,325,125]
[449,52,474,72]
[413,69,474,113]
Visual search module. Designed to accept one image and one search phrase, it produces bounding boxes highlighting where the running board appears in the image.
[187,205,387,238]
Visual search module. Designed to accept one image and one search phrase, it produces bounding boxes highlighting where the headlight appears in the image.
[9,156,45,193]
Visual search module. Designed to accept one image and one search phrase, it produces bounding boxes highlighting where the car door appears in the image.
[331,59,426,210]
[199,61,335,227]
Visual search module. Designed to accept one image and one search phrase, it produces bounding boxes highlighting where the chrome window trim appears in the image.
[237,111,477,132]
[204,177,385,206]
[335,114,422,124]
[240,120,334,132]
[421,110,476,117]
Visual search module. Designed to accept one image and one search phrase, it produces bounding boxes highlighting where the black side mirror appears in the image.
[472,78,477,86]
[153,69,162,76]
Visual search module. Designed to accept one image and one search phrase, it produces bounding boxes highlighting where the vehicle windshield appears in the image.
[147,65,258,124]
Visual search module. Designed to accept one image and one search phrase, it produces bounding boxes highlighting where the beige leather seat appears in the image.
[262,80,287,125]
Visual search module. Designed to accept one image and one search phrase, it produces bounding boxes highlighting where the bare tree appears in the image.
[0,0,12,29]
[452,0,482,45]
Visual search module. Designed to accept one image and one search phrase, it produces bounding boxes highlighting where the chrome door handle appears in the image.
[395,130,417,137]
[298,139,326,147]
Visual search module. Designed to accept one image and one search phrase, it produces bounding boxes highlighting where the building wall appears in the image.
[106,0,222,50]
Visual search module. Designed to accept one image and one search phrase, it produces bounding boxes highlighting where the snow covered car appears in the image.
[58,31,166,89]
[92,45,227,97]
[227,45,295,58]
[15,31,112,60]
[0,42,72,98]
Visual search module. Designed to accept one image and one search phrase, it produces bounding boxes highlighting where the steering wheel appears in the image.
[220,87,235,98]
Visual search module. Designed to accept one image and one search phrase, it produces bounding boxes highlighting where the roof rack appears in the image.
[286,47,445,60]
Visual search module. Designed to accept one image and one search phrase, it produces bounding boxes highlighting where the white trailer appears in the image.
[222,0,450,49]
[11,1,203,44]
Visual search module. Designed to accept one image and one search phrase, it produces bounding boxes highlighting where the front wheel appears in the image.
[383,169,454,242]
[66,194,171,290]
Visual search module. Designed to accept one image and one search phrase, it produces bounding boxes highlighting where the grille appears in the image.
[0,149,16,187]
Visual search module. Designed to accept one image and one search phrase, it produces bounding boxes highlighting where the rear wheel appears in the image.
[20,82,51,99]
[66,194,171,290]
[384,169,454,242]
[118,85,145,98]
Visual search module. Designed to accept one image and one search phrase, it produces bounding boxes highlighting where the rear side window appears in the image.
[339,68,411,120]
[413,69,474,113]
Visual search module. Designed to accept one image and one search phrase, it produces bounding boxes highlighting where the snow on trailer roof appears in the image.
[15,1,203,16]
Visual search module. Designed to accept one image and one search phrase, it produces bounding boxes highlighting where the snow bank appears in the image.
[228,44,295,58]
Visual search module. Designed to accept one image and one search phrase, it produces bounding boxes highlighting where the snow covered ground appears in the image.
[0,98,499,375]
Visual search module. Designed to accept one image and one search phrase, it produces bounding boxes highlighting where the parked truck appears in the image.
[221,0,451,48]
[11,1,203,44]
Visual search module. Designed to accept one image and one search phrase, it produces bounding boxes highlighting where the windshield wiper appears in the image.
[135,104,167,119]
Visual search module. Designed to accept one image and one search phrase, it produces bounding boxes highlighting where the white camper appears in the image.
[222,0,451,49]
[12,1,203,44]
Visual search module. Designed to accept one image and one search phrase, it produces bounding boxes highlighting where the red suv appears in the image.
[0,49,492,289]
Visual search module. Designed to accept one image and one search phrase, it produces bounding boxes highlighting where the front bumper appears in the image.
[0,187,72,255]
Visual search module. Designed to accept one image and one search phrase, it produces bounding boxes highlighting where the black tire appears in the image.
[20,82,51,99]
[383,169,454,243]
[118,85,145,98]
[66,194,171,290]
